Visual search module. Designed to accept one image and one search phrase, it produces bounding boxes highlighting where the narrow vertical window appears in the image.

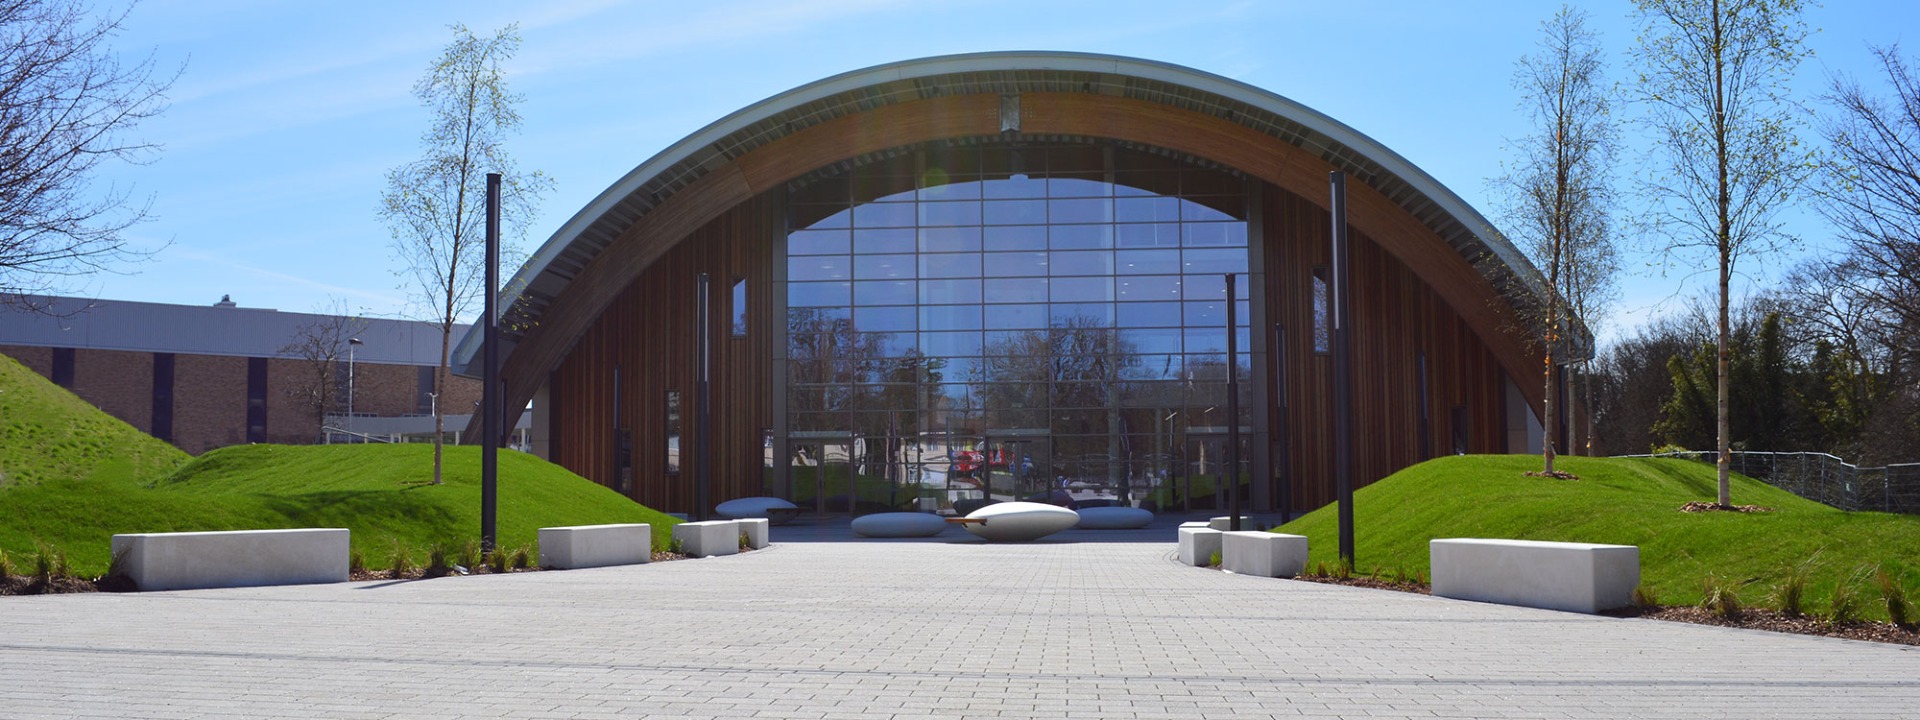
[665,390,682,475]
[246,357,268,444]
[1311,265,1330,354]
[50,347,74,387]
[731,278,747,337]
[151,352,175,443]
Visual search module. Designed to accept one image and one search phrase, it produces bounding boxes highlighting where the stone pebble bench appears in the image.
[1430,538,1639,614]
[111,528,350,592]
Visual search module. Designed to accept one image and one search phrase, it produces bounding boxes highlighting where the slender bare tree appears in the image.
[1819,44,1920,366]
[1497,5,1618,474]
[1633,0,1813,506]
[278,299,368,440]
[0,0,173,305]
[381,23,549,485]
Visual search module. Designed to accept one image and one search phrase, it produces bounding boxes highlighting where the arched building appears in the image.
[453,52,1585,517]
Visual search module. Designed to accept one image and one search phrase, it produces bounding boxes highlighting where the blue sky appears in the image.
[81,0,1920,346]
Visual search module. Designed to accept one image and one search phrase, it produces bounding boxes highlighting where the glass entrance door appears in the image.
[982,434,1050,504]
[1184,433,1249,512]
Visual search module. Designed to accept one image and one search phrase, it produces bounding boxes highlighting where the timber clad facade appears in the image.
[461,53,1574,517]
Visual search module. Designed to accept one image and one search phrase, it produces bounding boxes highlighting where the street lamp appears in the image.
[347,337,363,439]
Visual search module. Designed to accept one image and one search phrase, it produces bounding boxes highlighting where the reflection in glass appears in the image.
[784,143,1252,512]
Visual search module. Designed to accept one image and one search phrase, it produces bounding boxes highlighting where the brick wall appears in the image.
[171,354,249,454]
[2,344,474,454]
[1,345,51,376]
[71,350,153,435]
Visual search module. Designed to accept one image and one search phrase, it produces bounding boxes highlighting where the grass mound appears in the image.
[2,350,677,578]
[4,443,678,577]
[1277,454,1920,621]
[0,353,188,489]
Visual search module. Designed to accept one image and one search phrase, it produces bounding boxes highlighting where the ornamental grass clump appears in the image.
[1827,570,1865,625]
[389,546,414,579]
[0,547,13,578]
[1699,575,1743,620]
[423,543,453,578]
[1632,584,1660,609]
[348,549,366,575]
[456,540,482,571]
[486,548,510,574]
[1772,562,1811,617]
[1875,566,1913,630]
[509,546,532,570]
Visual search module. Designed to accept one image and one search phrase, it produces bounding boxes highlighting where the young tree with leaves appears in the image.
[1633,0,1812,506]
[381,24,549,485]
[1498,5,1618,474]
[0,0,173,305]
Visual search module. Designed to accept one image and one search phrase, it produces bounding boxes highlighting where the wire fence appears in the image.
[1619,451,1920,515]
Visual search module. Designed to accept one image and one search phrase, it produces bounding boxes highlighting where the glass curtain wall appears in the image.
[780,142,1253,513]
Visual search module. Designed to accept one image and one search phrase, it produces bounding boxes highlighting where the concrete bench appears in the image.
[1430,538,1639,614]
[1177,526,1223,566]
[1209,516,1253,531]
[538,524,651,569]
[738,518,770,549]
[672,520,740,558]
[110,529,349,592]
[1222,531,1308,578]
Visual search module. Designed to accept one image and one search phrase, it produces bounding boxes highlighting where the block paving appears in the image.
[3,524,1917,718]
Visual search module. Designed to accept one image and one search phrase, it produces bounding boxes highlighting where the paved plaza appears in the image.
[3,520,1917,719]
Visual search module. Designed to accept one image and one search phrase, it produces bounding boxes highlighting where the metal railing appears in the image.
[1620,451,1920,515]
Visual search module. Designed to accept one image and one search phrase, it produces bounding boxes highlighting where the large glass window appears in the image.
[781,143,1253,512]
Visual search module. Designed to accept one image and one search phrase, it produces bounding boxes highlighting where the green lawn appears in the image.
[1277,454,1920,620]
[0,353,677,576]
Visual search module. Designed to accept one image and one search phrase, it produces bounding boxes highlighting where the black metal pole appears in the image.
[1274,325,1291,524]
[1330,171,1355,567]
[481,172,501,552]
[696,272,712,522]
[1225,273,1242,532]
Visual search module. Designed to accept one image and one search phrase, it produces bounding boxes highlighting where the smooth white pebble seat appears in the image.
[963,502,1078,542]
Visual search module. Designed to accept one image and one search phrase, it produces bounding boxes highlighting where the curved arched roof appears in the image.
[454,51,1578,376]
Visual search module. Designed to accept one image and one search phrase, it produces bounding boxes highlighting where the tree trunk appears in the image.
[434,324,448,485]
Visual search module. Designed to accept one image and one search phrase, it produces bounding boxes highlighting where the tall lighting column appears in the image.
[1224,273,1242,532]
[1330,171,1355,566]
[347,337,363,438]
[481,172,501,552]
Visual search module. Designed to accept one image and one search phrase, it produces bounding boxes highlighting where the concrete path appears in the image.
[3,525,1916,719]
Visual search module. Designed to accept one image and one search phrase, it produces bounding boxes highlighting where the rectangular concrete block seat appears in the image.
[1208,516,1253,531]
[1177,527,1223,566]
[673,520,740,558]
[110,528,349,592]
[737,518,769,549]
[538,524,651,569]
[1221,531,1308,578]
[1430,538,1640,614]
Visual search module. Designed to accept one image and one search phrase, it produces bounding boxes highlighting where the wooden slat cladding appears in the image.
[1262,185,1508,511]
[547,195,775,514]
[485,92,1546,445]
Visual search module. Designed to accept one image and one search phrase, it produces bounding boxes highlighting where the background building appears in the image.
[2,295,490,454]
[455,52,1586,517]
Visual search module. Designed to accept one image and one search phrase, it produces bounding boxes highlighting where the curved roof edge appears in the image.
[455,51,1575,375]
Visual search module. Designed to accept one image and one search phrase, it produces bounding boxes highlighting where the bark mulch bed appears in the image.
[2,546,727,594]
[1291,572,1920,646]
[1680,501,1773,513]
